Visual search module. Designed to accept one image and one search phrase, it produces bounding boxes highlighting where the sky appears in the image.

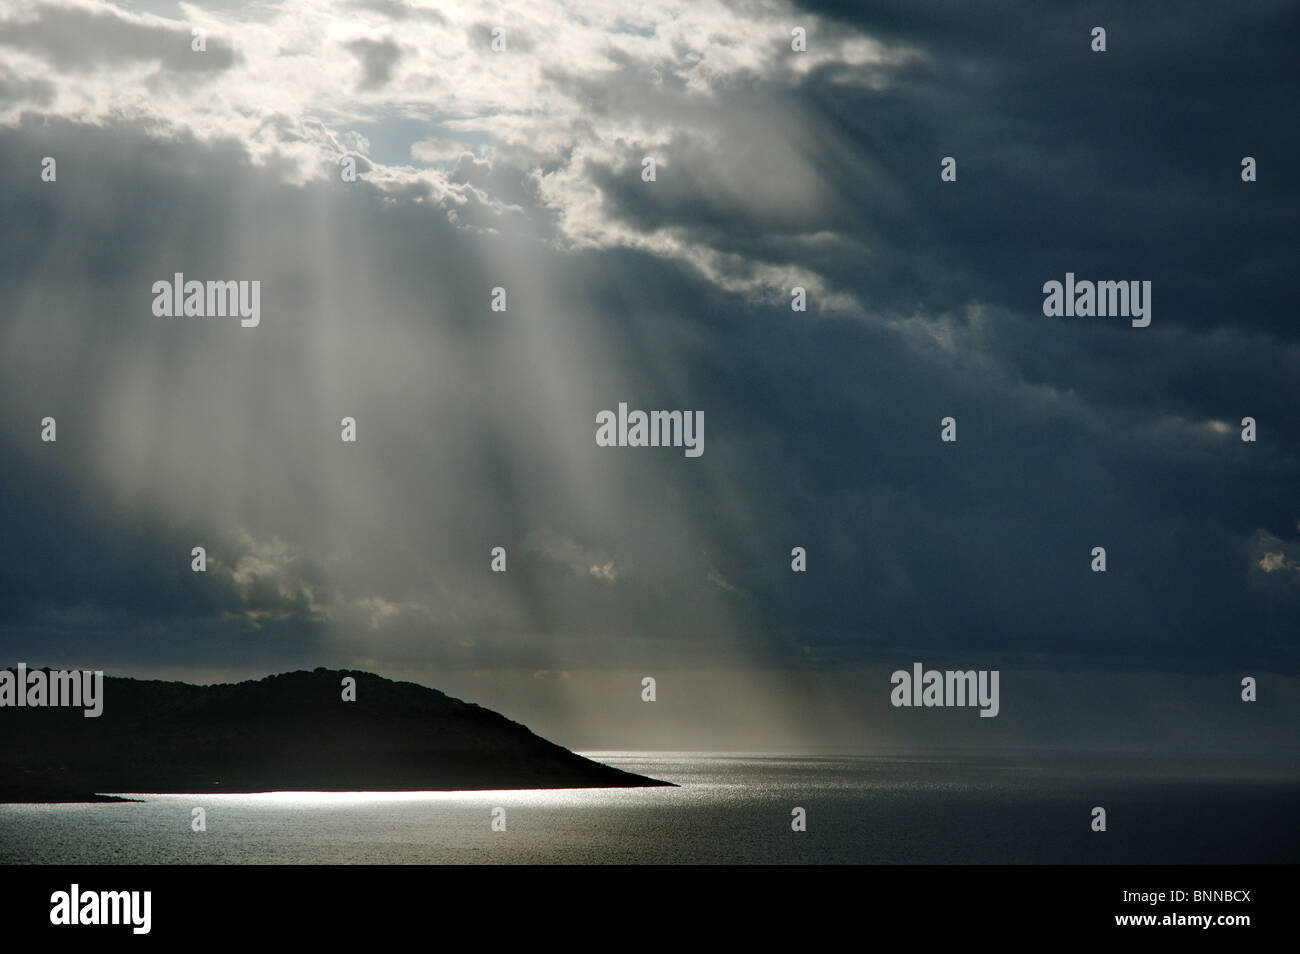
[0,0,1297,754]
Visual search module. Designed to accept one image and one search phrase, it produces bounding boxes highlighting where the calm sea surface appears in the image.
[2,753,1296,864]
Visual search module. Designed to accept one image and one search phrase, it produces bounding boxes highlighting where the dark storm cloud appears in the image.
[0,0,1296,719]
[783,0,1300,339]
[545,1,1300,672]
[524,2,1300,675]
[580,1,1299,337]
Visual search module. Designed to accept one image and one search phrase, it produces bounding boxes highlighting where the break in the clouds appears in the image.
[0,0,1297,749]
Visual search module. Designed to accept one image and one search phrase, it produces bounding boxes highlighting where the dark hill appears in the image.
[0,668,671,801]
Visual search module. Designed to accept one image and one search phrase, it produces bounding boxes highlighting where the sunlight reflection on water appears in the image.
[2,753,1295,864]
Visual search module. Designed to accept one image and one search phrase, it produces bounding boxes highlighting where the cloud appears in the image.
[220,534,332,628]
[0,63,53,105]
[345,36,402,91]
[1250,530,1300,586]
[0,0,924,300]
[0,1,239,74]
[527,532,622,584]
[0,0,1296,710]
[410,137,467,164]
[350,0,446,24]
[352,594,434,630]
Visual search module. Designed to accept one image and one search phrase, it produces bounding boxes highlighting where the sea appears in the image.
[1,753,1296,864]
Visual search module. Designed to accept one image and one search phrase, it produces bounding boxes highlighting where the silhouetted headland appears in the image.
[0,668,672,802]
